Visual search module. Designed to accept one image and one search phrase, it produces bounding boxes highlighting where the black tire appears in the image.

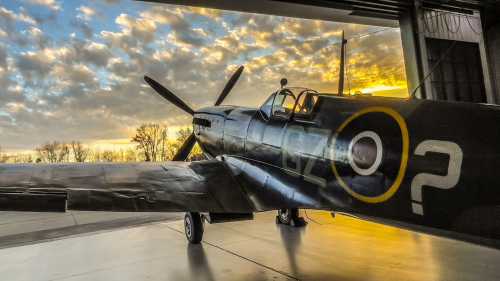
[277,208,298,225]
[184,212,203,244]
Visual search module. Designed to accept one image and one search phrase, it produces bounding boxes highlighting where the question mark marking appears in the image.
[411,140,463,215]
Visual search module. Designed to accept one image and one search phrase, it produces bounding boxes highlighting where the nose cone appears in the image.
[193,106,234,158]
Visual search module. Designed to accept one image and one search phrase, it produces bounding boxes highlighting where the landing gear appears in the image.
[276,208,307,227]
[184,212,203,244]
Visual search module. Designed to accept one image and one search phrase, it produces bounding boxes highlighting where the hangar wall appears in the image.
[399,1,496,103]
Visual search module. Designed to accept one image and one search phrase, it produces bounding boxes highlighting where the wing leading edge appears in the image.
[0,160,255,213]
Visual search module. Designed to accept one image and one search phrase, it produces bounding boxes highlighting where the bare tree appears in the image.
[0,146,12,163]
[0,146,5,163]
[10,154,33,163]
[0,147,34,163]
[36,141,70,163]
[58,143,70,162]
[171,127,191,157]
[124,148,138,162]
[71,141,89,162]
[176,127,192,143]
[36,143,57,163]
[102,151,114,162]
[89,150,101,162]
[131,123,170,162]
[89,149,135,162]
[174,127,204,161]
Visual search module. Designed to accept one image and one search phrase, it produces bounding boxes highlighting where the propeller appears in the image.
[144,76,194,116]
[214,65,244,106]
[144,65,244,161]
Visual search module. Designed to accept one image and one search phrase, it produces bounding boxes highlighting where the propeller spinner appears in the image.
[144,65,244,161]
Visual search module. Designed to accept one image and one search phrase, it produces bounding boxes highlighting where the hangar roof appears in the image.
[145,0,500,27]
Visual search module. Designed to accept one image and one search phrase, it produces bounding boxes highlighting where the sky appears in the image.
[0,0,408,152]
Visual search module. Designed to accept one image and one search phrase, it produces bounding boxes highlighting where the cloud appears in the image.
[27,26,50,48]
[103,0,120,4]
[76,5,95,21]
[0,6,40,48]
[0,45,6,69]
[0,6,37,27]
[166,31,205,47]
[16,50,54,80]
[0,2,407,151]
[79,42,112,66]
[52,63,97,86]
[0,56,28,122]
[72,20,94,38]
[107,57,134,78]
[25,0,61,11]
[15,39,112,83]
[140,6,208,46]
[185,7,222,19]
[5,102,30,114]
[115,13,157,43]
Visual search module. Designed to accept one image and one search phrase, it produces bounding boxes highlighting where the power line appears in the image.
[327,27,397,48]
[410,40,458,99]
[346,27,396,41]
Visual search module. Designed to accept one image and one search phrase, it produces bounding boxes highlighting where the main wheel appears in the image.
[276,208,306,227]
[277,208,297,224]
[184,212,203,244]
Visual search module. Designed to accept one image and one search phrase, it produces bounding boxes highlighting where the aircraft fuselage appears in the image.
[194,94,500,240]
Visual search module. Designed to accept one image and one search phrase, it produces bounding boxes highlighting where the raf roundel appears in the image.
[347,130,384,176]
[331,107,409,204]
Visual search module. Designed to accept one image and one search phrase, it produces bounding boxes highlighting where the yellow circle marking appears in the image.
[331,106,409,204]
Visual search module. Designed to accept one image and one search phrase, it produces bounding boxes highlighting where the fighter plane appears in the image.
[1,65,500,246]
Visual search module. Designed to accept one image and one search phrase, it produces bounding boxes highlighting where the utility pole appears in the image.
[338,30,347,96]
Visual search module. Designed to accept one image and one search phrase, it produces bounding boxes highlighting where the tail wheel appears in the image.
[184,212,203,244]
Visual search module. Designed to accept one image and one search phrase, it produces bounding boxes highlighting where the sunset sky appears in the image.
[0,0,407,152]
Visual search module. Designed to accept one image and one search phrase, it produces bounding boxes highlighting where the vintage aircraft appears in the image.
[1,65,500,246]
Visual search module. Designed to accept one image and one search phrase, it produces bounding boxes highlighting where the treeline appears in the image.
[0,123,203,164]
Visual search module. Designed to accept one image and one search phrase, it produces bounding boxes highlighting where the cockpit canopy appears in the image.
[260,87,319,119]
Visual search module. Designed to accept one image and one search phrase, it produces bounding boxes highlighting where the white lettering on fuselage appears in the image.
[410,140,463,215]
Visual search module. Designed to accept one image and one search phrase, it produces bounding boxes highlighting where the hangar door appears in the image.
[427,38,487,103]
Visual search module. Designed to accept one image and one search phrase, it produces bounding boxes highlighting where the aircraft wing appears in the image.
[0,160,255,213]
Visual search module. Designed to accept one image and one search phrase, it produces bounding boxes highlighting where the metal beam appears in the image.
[141,0,495,28]
[143,0,400,27]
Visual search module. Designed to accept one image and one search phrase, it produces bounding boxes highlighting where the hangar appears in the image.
[1,1,500,281]
[152,0,500,103]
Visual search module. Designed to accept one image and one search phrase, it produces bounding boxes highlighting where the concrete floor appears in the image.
[0,211,182,248]
[0,210,499,281]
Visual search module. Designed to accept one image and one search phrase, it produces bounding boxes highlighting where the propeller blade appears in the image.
[144,76,194,116]
[214,65,244,106]
[172,132,196,161]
